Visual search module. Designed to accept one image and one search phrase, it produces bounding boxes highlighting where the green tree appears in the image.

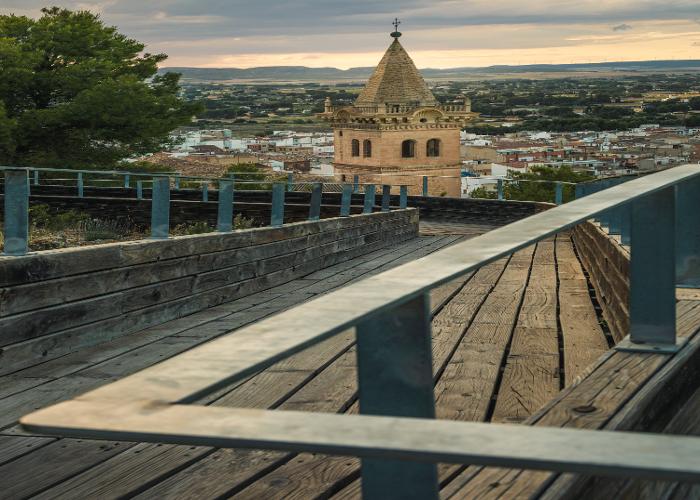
[0,7,202,168]
[225,163,273,190]
[505,166,594,203]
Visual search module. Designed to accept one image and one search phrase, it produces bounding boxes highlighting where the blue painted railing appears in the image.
[20,165,700,500]
[1,167,411,256]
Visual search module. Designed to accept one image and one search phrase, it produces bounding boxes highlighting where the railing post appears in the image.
[618,186,677,352]
[381,185,391,212]
[174,176,180,190]
[340,184,352,217]
[136,180,143,200]
[124,174,130,188]
[77,172,84,198]
[598,180,611,230]
[3,170,29,256]
[399,185,408,209]
[308,182,322,221]
[676,175,700,288]
[150,176,170,240]
[355,293,439,500]
[287,173,294,192]
[202,182,209,202]
[608,178,623,235]
[217,179,234,232]
[353,174,360,194]
[574,183,584,199]
[555,181,563,205]
[619,203,631,246]
[363,184,376,214]
[422,176,428,197]
[33,170,39,186]
[497,178,504,201]
[270,182,285,227]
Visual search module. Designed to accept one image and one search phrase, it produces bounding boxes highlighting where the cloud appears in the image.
[612,23,633,31]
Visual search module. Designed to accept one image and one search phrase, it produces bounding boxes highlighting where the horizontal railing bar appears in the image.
[21,401,700,484]
[65,165,700,406]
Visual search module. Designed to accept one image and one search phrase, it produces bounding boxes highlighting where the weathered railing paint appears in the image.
[381,185,391,213]
[309,182,322,221]
[422,176,428,197]
[356,293,438,500]
[150,177,170,239]
[2,170,29,256]
[363,184,376,214]
[217,180,234,232]
[400,185,408,209]
[271,182,285,227]
[340,184,352,217]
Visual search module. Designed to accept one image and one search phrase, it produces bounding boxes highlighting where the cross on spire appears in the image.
[391,17,402,38]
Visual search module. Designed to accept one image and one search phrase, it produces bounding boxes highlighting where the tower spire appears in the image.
[391,18,402,38]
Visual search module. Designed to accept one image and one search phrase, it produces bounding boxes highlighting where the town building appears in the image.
[319,25,477,196]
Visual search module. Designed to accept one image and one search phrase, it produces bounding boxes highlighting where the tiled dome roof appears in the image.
[355,38,438,107]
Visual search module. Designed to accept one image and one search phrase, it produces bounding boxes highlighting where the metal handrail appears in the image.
[19,165,700,500]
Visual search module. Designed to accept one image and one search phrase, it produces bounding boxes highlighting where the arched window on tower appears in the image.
[351,139,360,157]
[426,139,441,157]
[401,140,416,158]
[363,139,372,157]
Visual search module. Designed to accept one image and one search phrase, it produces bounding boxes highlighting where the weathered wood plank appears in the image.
[556,235,609,386]
[441,301,700,499]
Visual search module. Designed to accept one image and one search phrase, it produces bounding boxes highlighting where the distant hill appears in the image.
[160,60,700,82]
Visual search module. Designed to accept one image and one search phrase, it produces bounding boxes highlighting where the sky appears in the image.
[2,1,700,69]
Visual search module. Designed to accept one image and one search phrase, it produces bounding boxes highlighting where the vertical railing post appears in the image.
[340,184,352,217]
[174,176,180,190]
[497,178,504,201]
[399,185,408,209]
[150,176,170,239]
[620,203,631,246]
[598,180,611,230]
[202,182,209,202]
[136,180,143,200]
[3,170,29,256]
[33,170,39,186]
[355,293,439,500]
[308,182,322,221]
[608,178,623,235]
[270,182,285,227]
[287,173,294,192]
[422,176,428,197]
[353,174,360,194]
[124,174,130,188]
[77,172,84,198]
[555,181,563,205]
[363,184,376,214]
[381,185,391,212]
[676,175,700,288]
[621,186,677,351]
[217,179,234,232]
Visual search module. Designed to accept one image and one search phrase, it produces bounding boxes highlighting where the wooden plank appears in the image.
[16,234,464,498]
[0,435,55,466]
[225,257,521,499]
[556,235,609,386]
[492,241,559,424]
[441,301,700,499]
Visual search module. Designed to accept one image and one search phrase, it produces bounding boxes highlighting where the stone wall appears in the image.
[572,221,630,342]
[0,209,418,375]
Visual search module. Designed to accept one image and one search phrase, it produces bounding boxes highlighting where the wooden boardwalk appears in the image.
[0,218,695,499]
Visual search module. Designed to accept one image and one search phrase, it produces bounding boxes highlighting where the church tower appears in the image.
[320,21,476,196]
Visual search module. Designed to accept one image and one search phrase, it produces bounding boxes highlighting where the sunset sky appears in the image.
[2,1,700,69]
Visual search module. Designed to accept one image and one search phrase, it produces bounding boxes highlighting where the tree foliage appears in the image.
[0,7,202,168]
